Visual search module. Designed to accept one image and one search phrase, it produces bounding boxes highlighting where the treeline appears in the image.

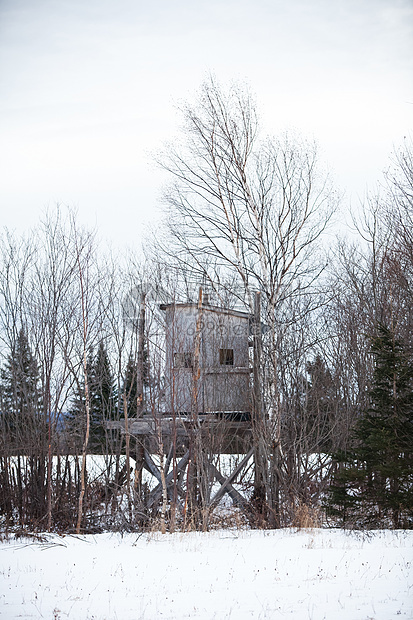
[0,79,412,532]
[0,214,163,532]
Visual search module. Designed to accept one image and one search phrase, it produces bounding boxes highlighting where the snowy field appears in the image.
[1,529,412,620]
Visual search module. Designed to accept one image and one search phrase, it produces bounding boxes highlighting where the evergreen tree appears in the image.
[327,324,413,528]
[65,348,94,451]
[0,329,43,453]
[66,342,117,453]
[122,353,138,417]
[122,344,149,418]
[89,341,116,453]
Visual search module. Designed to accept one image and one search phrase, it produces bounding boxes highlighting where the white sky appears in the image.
[0,0,412,249]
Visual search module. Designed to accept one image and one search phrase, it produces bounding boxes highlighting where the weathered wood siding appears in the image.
[162,303,251,414]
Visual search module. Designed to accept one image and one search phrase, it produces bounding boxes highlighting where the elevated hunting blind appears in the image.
[160,297,251,418]
[107,288,263,522]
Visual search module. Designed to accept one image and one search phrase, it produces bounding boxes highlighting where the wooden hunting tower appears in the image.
[107,289,261,521]
[160,297,251,418]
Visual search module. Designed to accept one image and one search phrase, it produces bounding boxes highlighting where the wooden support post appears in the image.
[132,290,146,498]
[253,291,262,423]
[137,290,146,418]
[252,291,267,522]
[191,286,203,422]
[134,440,144,498]
[187,287,203,523]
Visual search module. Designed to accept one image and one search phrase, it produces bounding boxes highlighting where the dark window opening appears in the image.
[219,348,234,365]
[174,352,193,369]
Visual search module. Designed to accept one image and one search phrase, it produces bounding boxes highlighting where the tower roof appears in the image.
[159,302,251,320]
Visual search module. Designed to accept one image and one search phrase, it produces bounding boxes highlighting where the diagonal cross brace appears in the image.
[209,447,254,509]
[147,450,190,508]
[143,450,163,482]
[208,464,247,509]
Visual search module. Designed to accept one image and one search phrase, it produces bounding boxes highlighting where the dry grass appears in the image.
[292,501,322,529]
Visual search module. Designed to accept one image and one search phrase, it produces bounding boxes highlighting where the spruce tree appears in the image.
[89,341,116,453]
[122,354,138,417]
[0,329,43,453]
[65,349,94,451]
[327,324,413,528]
[67,343,117,453]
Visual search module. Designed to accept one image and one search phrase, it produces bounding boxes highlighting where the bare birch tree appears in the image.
[155,77,338,525]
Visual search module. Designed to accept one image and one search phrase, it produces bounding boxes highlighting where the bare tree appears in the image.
[155,77,338,525]
[68,217,106,535]
[0,211,100,531]
[29,210,86,530]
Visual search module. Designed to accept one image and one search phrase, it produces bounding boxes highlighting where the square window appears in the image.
[219,348,234,365]
[174,352,193,369]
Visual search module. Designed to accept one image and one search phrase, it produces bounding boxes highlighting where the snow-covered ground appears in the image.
[1,528,412,619]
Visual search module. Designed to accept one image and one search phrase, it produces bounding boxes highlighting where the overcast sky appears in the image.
[0,0,412,249]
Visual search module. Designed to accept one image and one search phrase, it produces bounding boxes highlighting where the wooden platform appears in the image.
[106,414,253,454]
